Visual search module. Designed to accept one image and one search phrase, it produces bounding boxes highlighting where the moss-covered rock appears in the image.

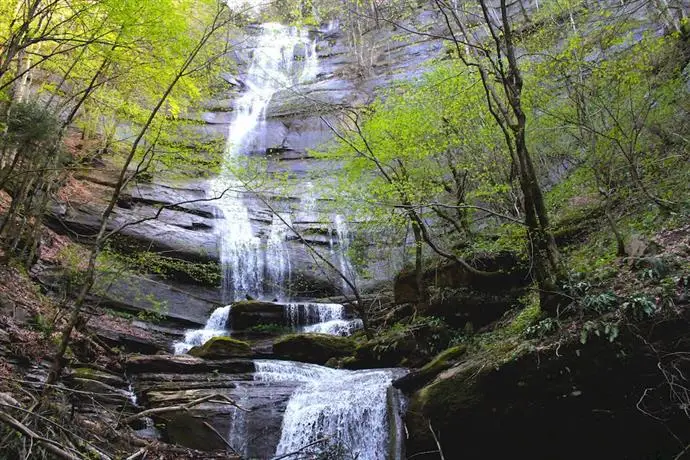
[347,317,452,369]
[272,333,356,365]
[187,336,252,359]
[230,300,285,330]
[393,344,467,392]
[393,252,528,329]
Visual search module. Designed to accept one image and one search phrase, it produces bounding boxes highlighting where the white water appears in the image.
[255,360,402,459]
[211,24,319,302]
[285,302,362,335]
[330,214,356,294]
[173,305,231,354]
[266,213,292,301]
[304,318,364,335]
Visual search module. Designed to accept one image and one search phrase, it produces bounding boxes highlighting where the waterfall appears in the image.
[211,24,319,302]
[255,360,404,459]
[266,213,292,301]
[285,302,363,335]
[173,305,231,354]
[330,214,356,294]
[284,302,344,326]
[172,23,404,460]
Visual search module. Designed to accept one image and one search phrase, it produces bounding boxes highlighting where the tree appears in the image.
[425,0,564,313]
[45,0,236,385]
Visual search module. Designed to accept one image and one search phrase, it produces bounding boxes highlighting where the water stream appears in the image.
[173,22,403,459]
[255,360,405,459]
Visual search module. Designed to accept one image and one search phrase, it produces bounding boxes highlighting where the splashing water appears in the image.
[284,302,362,335]
[284,302,344,326]
[173,305,232,354]
[255,360,404,459]
[303,318,364,335]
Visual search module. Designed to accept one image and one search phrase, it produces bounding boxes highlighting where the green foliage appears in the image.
[622,295,658,321]
[30,314,55,339]
[361,316,452,367]
[579,320,620,344]
[525,317,560,339]
[6,101,60,147]
[102,248,221,287]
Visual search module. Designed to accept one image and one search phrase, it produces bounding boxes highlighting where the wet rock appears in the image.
[125,354,254,375]
[188,336,252,359]
[392,345,467,392]
[272,333,355,364]
[229,300,285,330]
[350,319,451,369]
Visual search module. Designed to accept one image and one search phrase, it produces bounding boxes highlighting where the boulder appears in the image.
[229,301,285,330]
[272,333,356,365]
[404,328,690,460]
[393,252,528,329]
[188,336,252,359]
[348,318,451,369]
[392,345,467,392]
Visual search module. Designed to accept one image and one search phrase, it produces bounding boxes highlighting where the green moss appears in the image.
[507,293,542,335]
[72,367,96,379]
[273,333,356,365]
[408,360,486,444]
[421,345,467,373]
[187,336,252,359]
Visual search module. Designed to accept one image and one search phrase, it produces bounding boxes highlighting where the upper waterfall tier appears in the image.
[210,24,322,303]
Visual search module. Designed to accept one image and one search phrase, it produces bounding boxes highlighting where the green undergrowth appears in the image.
[99,246,221,287]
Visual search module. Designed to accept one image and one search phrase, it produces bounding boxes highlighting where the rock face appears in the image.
[394,252,529,329]
[127,353,296,458]
[188,336,252,359]
[125,354,254,374]
[401,328,690,460]
[272,333,356,364]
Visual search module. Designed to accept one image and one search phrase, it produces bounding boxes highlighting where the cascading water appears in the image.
[265,213,292,301]
[330,214,356,294]
[285,302,363,335]
[255,360,405,459]
[173,305,231,354]
[171,22,404,460]
[212,24,318,303]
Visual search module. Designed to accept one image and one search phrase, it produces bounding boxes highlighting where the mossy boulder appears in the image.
[272,333,356,364]
[347,317,452,369]
[230,300,285,330]
[393,344,467,392]
[187,336,252,359]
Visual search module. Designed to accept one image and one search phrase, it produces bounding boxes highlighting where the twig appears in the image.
[120,394,247,425]
[202,421,239,455]
[0,410,83,460]
[271,437,329,460]
[428,420,445,460]
[125,448,147,460]
[674,443,690,460]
